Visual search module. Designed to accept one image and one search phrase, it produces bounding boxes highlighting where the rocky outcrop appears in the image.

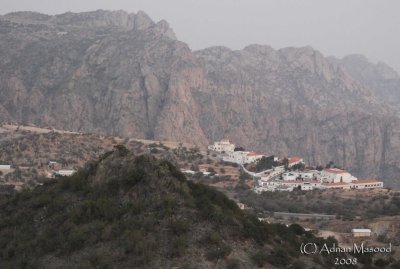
[329,54,400,113]
[0,10,205,144]
[0,11,399,186]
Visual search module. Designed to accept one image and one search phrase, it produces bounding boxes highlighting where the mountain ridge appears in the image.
[0,10,400,186]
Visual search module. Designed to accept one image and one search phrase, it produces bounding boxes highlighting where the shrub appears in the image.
[267,248,290,267]
[170,235,188,257]
[252,250,268,267]
[169,219,189,235]
[226,259,241,269]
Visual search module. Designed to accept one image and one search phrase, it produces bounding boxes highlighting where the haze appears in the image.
[2,0,400,72]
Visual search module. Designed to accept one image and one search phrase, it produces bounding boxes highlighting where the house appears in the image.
[351,179,383,189]
[320,168,357,183]
[352,229,372,237]
[0,165,11,170]
[244,152,264,164]
[280,181,304,188]
[181,170,196,175]
[300,181,322,190]
[208,139,235,153]
[55,170,76,176]
[288,156,304,167]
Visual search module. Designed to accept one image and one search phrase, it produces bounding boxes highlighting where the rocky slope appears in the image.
[329,54,400,113]
[0,10,399,186]
[0,10,208,145]
[0,148,348,268]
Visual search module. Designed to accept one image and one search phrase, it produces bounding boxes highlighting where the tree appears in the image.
[253,156,277,172]
[326,161,334,168]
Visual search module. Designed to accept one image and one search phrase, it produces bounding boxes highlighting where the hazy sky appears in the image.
[2,0,400,72]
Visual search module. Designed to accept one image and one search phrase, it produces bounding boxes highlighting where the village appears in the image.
[205,139,384,193]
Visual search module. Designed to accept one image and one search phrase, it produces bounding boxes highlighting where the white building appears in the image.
[298,171,315,179]
[321,182,352,189]
[223,151,264,165]
[351,179,383,189]
[282,172,298,181]
[280,181,304,188]
[0,165,11,170]
[352,229,372,237]
[181,169,196,175]
[320,168,357,183]
[208,139,235,153]
[245,152,264,164]
[56,170,76,176]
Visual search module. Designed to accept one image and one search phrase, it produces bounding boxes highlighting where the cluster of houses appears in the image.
[208,139,384,193]
[255,166,384,193]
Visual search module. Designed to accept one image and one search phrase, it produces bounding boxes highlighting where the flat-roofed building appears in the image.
[320,168,357,183]
[0,165,11,170]
[352,179,383,189]
[56,170,76,176]
[352,229,372,237]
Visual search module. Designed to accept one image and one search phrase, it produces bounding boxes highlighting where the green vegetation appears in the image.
[250,155,278,172]
[0,149,367,268]
[236,188,400,218]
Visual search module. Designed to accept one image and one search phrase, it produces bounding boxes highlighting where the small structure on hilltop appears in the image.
[352,229,372,238]
[0,165,12,170]
[55,170,76,177]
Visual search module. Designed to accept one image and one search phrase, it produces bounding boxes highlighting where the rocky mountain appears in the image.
[0,10,399,186]
[0,10,207,145]
[329,54,400,113]
[0,147,347,268]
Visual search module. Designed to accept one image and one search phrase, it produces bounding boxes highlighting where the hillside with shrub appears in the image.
[0,146,360,268]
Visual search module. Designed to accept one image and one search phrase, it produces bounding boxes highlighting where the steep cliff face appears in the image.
[0,10,207,145]
[0,11,399,186]
[329,54,400,113]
